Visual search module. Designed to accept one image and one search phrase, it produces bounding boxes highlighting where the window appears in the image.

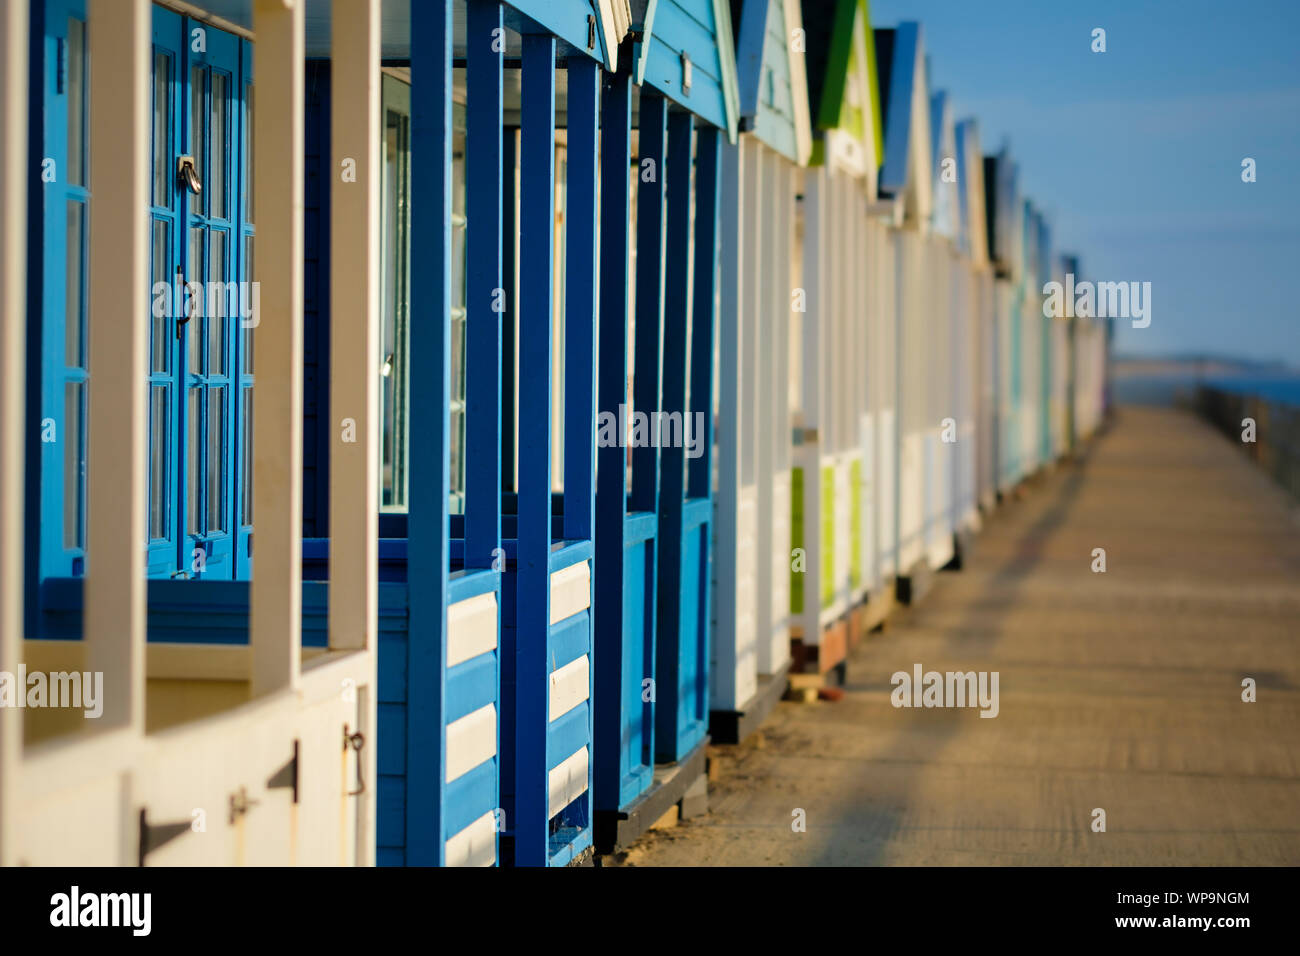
[42,5,252,582]
[378,75,469,513]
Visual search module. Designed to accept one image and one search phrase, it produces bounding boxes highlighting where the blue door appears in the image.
[146,10,252,580]
[39,2,252,584]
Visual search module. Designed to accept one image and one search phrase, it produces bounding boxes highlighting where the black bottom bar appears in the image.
[593,735,709,855]
[708,659,792,745]
[896,558,934,605]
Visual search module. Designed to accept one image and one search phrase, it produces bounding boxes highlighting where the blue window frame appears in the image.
[39,2,253,585]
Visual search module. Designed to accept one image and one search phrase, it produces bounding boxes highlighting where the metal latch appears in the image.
[177,155,203,195]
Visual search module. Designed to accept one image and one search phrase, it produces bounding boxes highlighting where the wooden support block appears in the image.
[679,773,708,820]
[650,805,679,831]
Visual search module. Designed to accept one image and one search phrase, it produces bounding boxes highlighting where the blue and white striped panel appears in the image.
[445,809,497,867]
[446,703,496,783]
[548,561,590,625]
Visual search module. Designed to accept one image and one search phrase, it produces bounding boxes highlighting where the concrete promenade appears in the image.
[616,407,1300,865]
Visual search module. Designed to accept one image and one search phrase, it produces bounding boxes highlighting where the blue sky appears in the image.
[869,0,1300,366]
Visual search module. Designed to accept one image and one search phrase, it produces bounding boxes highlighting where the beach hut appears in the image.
[591,0,737,852]
[711,0,811,741]
[954,117,995,522]
[922,86,959,573]
[188,0,615,868]
[1019,201,1043,479]
[7,0,382,864]
[788,0,888,676]
[983,147,1024,494]
[874,19,935,602]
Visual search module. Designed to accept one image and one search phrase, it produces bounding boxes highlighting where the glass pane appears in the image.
[152,52,169,206]
[449,107,467,508]
[241,387,253,525]
[67,19,86,187]
[209,231,227,375]
[190,66,205,215]
[63,382,85,549]
[207,387,224,532]
[65,201,84,367]
[150,385,168,539]
[188,227,204,372]
[242,234,254,374]
[187,387,200,534]
[151,218,169,373]
[211,72,227,218]
[380,99,410,510]
[245,84,254,222]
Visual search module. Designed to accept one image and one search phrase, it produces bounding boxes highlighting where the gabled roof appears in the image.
[874,21,931,227]
[983,148,1021,279]
[929,89,957,239]
[1035,212,1053,289]
[1022,200,1038,285]
[594,1,634,71]
[503,0,631,71]
[801,0,884,187]
[734,0,813,164]
[631,0,741,142]
[953,118,988,266]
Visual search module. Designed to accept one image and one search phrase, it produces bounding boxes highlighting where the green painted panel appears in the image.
[820,464,835,609]
[790,466,805,614]
[849,458,862,589]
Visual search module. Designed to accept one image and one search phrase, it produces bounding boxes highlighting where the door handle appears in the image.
[177,155,202,195]
[175,267,192,341]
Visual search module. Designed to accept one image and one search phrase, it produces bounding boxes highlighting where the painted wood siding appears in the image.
[737,0,800,161]
[638,0,737,136]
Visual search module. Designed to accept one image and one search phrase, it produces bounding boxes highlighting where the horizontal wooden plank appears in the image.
[445,703,496,784]
[547,745,589,820]
[549,560,591,625]
[447,591,498,668]
[445,809,497,867]
[548,653,590,722]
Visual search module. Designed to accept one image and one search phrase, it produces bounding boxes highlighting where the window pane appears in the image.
[209,231,227,375]
[63,382,85,549]
[187,387,200,534]
[211,72,227,219]
[150,385,168,539]
[207,386,224,532]
[152,218,169,373]
[449,108,467,509]
[242,234,254,374]
[245,84,254,222]
[67,19,86,187]
[65,201,84,367]
[188,227,204,372]
[380,101,410,510]
[152,52,169,206]
[190,66,205,215]
[241,387,253,525]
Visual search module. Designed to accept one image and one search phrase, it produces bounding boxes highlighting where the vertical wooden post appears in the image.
[710,137,743,711]
[631,94,666,517]
[562,58,599,545]
[407,0,452,865]
[654,110,693,758]
[688,126,720,501]
[0,0,29,864]
[515,32,556,867]
[250,0,305,697]
[329,0,380,866]
[464,0,503,568]
[593,69,632,816]
[800,170,824,628]
[84,0,149,732]
[329,0,380,651]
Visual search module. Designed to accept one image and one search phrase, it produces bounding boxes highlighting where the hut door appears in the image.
[145,10,252,580]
